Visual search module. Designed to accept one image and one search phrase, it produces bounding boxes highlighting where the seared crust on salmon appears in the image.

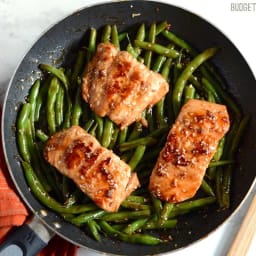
[149,99,230,203]
[44,126,140,212]
[82,42,169,129]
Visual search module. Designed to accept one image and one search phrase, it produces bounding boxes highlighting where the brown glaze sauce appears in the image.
[98,157,117,198]
[65,140,101,169]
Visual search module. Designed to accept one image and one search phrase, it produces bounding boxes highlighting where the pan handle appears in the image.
[0,216,54,256]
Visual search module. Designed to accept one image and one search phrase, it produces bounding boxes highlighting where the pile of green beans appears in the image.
[16,21,249,245]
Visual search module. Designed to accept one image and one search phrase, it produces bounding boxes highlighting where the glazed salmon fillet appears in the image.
[44,126,140,212]
[82,42,169,129]
[149,99,230,203]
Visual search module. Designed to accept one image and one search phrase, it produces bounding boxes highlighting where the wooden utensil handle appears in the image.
[227,194,256,256]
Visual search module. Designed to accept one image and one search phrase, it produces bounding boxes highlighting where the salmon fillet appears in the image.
[82,42,169,129]
[149,99,230,203]
[44,126,140,212]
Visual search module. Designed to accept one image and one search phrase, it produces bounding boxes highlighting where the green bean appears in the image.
[34,146,61,196]
[17,103,32,162]
[221,165,233,209]
[93,114,104,140]
[184,84,196,103]
[155,99,166,128]
[159,203,174,225]
[161,30,195,54]
[39,64,72,129]
[201,77,221,103]
[28,80,40,136]
[22,161,98,214]
[118,127,128,144]
[111,224,127,231]
[126,195,149,204]
[151,196,163,221]
[88,122,98,137]
[135,23,146,41]
[146,107,155,132]
[162,28,241,112]
[133,23,146,55]
[84,118,95,132]
[208,160,235,168]
[215,167,224,207]
[200,179,215,197]
[222,115,250,208]
[39,64,69,90]
[152,55,166,73]
[119,136,157,152]
[156,58,172,127]
[171,197,216,214]
[35,76,51,122]
[100,220,163,245]
[144,22,156,68]
[71,210,106,226]
[156,21,170,35]
[35,129,49,142]
[111,25,120,49]
[123,218,149,234]
[165,76,175,123]
[70,50,86,86]
[101,210,151,222]
[127,111,146,141]
[64,188,84,207]
[188,75,203,92]
[172,47,218,116]
[161,56,173,81]
[128,145,146,171]
[162,29,241,117]
[119,232,163,245]
[47,77,60,134]
[121,200,151,211]
[144,218,177,230]
[101,118,114,148]
[21,108,49,192]
[207,137,226,180]
[201,69,242,117]
[126,43,139,58]
[207,91,216,103]
[87,27,97,61]
[55,85,64,127]
[64,187,85,207]
[127,121,143,141]
[71,85,83,126]
[108,127,119,149]
[172,62,183,85]
[87,220,101,241]
[118,32,128,42]
[99,220,119,236]
[229,115,250,157]
[101,24,111,43]
[62,176,75,201]
[134,40,179,59]
[223,120,240,158]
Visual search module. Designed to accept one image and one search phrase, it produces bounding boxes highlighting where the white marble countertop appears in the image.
[0,0,255,255]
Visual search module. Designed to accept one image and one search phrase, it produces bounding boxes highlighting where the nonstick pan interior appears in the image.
[2,1,256,255]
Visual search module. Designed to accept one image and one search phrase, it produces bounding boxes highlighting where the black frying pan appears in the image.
[1,1,256,255]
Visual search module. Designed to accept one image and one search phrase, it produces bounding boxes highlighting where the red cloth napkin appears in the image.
[0,107,78,255]
[0,131,28,242]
